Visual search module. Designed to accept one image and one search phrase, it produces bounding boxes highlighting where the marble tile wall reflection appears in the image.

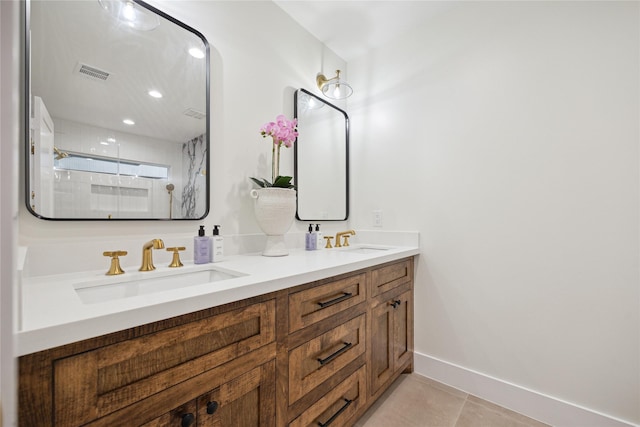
[182,134,207,219]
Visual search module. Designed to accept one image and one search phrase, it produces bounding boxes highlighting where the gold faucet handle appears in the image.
[342,234,352,247]
[103,251,128,276]
[324,236,334,249]
[166,247,186,268]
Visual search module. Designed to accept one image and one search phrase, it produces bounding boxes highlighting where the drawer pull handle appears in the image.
[317,292,353,308]
[181,413,195,427]
[317,398,353,427]
[390,300,401,308]
[317,342,352,365]
[206,400,219,415]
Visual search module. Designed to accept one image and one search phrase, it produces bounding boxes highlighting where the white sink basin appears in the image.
[74,267,246,304]
[338,244,394,255]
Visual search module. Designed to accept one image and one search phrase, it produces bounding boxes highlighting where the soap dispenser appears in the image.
[194,225,211,264]
[315,224,324,250]
[211,225,224,262]
[306,224,316,250]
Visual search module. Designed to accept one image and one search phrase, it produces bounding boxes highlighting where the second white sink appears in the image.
[338,244,394,254]
[74,267,246,304]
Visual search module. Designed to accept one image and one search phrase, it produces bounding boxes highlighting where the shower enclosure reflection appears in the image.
[26,0,209,220]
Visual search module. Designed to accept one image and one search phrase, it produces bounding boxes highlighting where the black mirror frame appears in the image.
[293,88,349,222]
[24,0,210,221]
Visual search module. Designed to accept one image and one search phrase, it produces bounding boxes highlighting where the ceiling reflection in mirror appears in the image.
[294,89,349,221]
[26,0,209,220]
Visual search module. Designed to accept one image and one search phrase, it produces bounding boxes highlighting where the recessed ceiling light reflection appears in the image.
[123,119,135,125]
[107,137,116,143]
[100,141,109,146]
[188,47,205,59]
[148,90,162,98]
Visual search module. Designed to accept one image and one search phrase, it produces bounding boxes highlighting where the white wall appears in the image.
[18,1,347,246]
[348,1,639,425]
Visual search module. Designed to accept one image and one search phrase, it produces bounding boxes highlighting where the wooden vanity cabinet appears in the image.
[19,257,415,427]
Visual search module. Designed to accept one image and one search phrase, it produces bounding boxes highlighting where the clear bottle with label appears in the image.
[194,225,210,264]
[211,225,224,262]
[315,224,324,250]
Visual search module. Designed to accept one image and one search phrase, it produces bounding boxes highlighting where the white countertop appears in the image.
[18,242,419,356]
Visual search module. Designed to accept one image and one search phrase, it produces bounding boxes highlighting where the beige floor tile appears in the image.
[357,374,467,427]
[409,374,469,400]
[354,374,551,427]
[456,398,550,427]
[465,396,550,427]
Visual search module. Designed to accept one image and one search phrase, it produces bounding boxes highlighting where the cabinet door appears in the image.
[370,301,394,394]
[197,359,276,427]
[392,290,413,372]
[140,401,197,427]
[369,289,413,396]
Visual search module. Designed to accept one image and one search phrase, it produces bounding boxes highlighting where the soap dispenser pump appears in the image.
[194,225,211,264]
[211,225,224,262]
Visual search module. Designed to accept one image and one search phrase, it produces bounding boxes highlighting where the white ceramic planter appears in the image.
[250,187,297,256]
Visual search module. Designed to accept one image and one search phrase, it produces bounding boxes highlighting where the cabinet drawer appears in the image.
[370,259,413,298]
[289,314,366,404]
[289,365,366,427]
[53,300,276,427]
[289,273,367,333]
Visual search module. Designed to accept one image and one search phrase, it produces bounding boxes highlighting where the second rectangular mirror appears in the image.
[294,89,349,221]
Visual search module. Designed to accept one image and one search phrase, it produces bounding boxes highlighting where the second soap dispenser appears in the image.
[211,225,224,262]
[314,224,323,250]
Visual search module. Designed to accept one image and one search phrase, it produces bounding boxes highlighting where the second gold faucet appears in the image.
[335,230,356,248]
[140,239,165,271]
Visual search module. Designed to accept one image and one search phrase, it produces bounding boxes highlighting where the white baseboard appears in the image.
[414,352,638,427]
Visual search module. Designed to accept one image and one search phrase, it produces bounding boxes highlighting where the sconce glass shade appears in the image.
[316,70,353,100]
[98,0,160,31]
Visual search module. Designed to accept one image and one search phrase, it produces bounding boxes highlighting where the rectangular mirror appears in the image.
[294,88,349,221]
[25,0,210,220]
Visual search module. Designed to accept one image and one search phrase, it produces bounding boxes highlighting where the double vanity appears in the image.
[18,234,419,426]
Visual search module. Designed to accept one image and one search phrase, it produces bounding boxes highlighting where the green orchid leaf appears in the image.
[250,177,269,188]
[272,176,294,188]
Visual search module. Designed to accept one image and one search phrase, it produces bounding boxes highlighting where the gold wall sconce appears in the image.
[316,69,353,100]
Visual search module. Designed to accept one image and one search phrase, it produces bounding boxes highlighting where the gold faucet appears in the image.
[103,250,127,275]
[139,239,165,271]
[334,230,356,248]
[166,247,186,268]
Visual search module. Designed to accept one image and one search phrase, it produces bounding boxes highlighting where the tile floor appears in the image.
[355,374,551,427]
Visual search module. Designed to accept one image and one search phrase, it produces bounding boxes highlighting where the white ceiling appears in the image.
[273,1,456,61]
[30,1,207,144]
